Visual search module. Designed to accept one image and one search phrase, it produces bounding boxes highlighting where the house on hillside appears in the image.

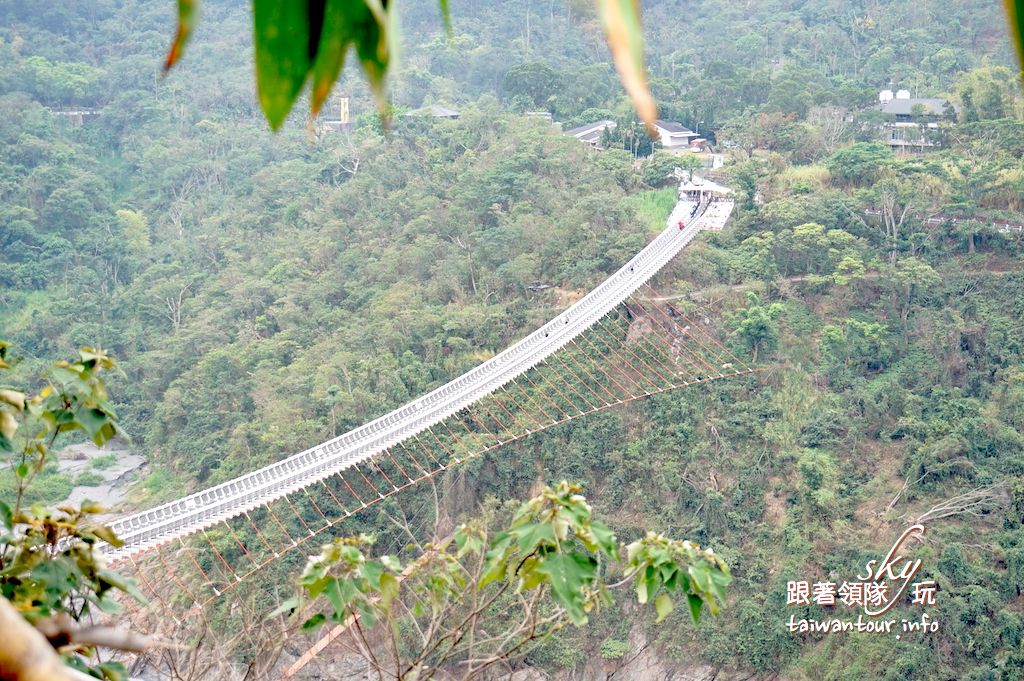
[565,119,617,148]
[874,89,955,153]
[654,120,699,151]
[49,108,101,127]
[407,104,461,119]
[877,90,953,122]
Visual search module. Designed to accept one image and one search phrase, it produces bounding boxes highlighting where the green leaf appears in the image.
[518,555,546,591]
[654,593,673,623]
[643,565,658,604]
[267,596,300,619]
[358,601,377,628]
[687,593,703,624]
[588,521,618,557]
[1007,0,1024,72]
[361,559,385,589]
[323,577,347,616]
[98,569,147,603]
[302,612,327,631]
[688,562,712,593]
[480,532,514,588]
[32,560,75,598]
[511,521,555,554]
[78,408,110,440]
[95,594,124,616]
[379,572,399,608]
[438,0,451,33]
[15,462,28,479]
[0,500,11,529]
[708,569,731,603]
[349,0,392,107]
[309,0,354,117]
[253,0,315,129]
[98,660,128,681]
[535,552,596,626]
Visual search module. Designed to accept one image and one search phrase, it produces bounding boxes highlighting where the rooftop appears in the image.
[677,175,732,195]
[565,120,617,144]
[566,119,616,136]
[407,104,461,118]
[655,120,696,135]
[877,98,951,117]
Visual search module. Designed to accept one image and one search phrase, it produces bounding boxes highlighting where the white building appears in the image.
[654,120,699,150]
[565,119,617,148]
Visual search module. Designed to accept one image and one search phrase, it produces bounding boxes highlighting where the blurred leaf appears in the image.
[437,0,451,33]
[687,593,703,623]
[253,0,316,129]
[0,389,26,410]
[164,0,198,70]
[78,408,109,437]
[97,660,128,681]
[323,577,346,615]
[0,411,17,441]
[688,562,711,593]
[91,526,124,548]
[96,569,147,602]
[302,612,327,630]
[379,572,399,608]
[654,592,673,622]
[309,0,353,117]
[0,500,11,529]
[268,596,300,618]
[349,0,392,110]
[1008,1,1024,72]
[596,0,657,135]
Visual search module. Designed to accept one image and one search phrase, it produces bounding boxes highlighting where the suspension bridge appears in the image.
[112,193,757,679]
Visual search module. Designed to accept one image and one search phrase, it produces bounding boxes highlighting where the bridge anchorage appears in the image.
[114,197,758,678]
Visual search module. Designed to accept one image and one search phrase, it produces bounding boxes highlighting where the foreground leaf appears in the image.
[309,0,353,116]
[1008,0,1024,72]
[654,592,673,622]
[596,0,657,135]
[253,0,316,129]
[687,593,703,623]
[535,552,596,626]
[164,0,198,70]
[348,0,393,109]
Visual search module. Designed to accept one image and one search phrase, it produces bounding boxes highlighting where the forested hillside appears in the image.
[2,0,1024,678]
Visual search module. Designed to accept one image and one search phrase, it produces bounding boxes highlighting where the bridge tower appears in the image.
[338,94,349,125]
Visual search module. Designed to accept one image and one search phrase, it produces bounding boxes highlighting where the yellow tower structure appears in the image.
[338,96,349,125]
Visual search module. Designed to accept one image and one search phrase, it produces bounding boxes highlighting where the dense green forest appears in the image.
[2,0,1024,678]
